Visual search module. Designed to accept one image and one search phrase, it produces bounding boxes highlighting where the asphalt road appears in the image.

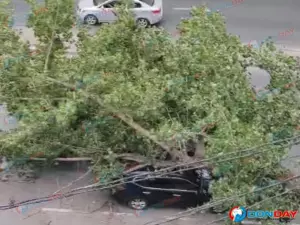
[8,0,300,51]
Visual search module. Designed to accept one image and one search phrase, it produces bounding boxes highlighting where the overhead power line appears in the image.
[0,134,298,212]
[0,134,298,211]
[70,133,300,193]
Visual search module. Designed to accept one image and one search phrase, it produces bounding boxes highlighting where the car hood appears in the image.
[78,0,95,9]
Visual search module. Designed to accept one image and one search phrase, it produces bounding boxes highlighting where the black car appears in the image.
[111,165,213,210]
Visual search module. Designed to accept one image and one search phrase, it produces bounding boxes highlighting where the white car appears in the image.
[77,0,163,28]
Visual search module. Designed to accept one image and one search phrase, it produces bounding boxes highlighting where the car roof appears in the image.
[94,0,107,5]
[97,0,140,5]
[122,164,210,182]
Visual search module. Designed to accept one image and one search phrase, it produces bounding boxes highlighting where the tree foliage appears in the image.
[1,0,300,223]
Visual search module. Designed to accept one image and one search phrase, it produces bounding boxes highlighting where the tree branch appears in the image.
[43,2,59,72]
[45,77,175,157]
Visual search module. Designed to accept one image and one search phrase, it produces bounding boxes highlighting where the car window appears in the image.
[172,179,198,190]
[103,3,113,8]
[94,0,106,6]
[135,180,150,186]
[134,2,142,8]
[146,178,176,189]
[139,0,154,6]
[134,177,198,190]
[103,1,120,8]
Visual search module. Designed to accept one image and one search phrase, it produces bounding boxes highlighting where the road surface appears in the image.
[8,0,300,53]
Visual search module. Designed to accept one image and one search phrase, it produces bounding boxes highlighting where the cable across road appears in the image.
[0,134,299,211]
[0,133,299,223]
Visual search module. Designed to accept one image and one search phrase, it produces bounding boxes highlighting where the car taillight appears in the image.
[152,8,161,14]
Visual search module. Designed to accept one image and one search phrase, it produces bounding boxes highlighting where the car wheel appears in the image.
[84,15,98,25]
[127,197,148,210]
[136,18,150,28]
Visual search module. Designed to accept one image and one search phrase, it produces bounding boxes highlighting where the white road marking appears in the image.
[41,208,135,216]
[173,8,192,10]
[42,208,73,213]
[179,217,193,220]
[101,212,134,216]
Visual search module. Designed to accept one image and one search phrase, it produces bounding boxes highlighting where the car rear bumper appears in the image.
[150,15,163,25]
[111,190,130,204]
[151,0,163,24]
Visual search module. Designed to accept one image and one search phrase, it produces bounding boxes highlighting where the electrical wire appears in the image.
[0,135,297,210]
[0,134,298,211]
[2,130,298,195]
[67,150,282,193]
[25,131,300,187]
[142,175,300,225]
[51,157,101,199]
[2,133,299,209]
[68,133,300,193]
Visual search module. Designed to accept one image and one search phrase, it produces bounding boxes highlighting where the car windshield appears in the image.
[93,0,106,6]
[140,0,154,6]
